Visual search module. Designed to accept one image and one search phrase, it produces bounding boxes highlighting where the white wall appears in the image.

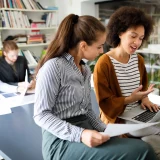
[81,1,96,16]
[37,0,55,8]
[55,0,97,24]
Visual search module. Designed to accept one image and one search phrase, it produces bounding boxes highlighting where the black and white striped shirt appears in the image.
[109,53,140,110]
[34,53,106,142]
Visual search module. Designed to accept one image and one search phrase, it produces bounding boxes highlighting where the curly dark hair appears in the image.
[106,6,154,48]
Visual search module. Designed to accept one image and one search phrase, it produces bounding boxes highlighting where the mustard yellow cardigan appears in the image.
[93,53,148,124]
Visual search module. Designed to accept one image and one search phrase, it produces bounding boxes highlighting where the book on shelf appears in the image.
[44,6,58,10]
[2,10,10,27]
[4,33,50,45]
[15,35,27,42]
[0,0,48,10]
[20,49,38,67]
[3,0,7,8]
[1,10,30,28]
[15,37,27,45]
[27,34,44,44]
[28,0,38,10]
[36,1,44,10]
[23,0,32,9]
[0,0,3,8]
[46,12,57,27]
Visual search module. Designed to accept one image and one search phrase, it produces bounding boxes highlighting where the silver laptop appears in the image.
[118,106,160,124]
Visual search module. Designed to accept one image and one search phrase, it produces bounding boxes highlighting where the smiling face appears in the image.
[119,25,145,55]
[81,33,106,61]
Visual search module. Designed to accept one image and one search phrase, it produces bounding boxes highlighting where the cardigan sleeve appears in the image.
[138,54,148,91]
[93,55,125,122]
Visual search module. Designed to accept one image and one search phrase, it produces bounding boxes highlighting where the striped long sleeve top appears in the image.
[34,53,106,142]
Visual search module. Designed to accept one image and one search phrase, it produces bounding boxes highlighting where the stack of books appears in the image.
[27,34,44,44]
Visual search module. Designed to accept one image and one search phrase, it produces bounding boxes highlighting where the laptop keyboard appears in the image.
[132,110,157,122]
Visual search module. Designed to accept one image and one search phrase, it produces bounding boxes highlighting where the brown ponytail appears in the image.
[36,14,106,75]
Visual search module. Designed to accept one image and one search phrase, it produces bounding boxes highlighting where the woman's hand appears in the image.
[125,85,154,104]
[141,97,159,112]
[17,85,26,93]
[28,79,36,89]
[81,129,110,147]
[17,80,36,94]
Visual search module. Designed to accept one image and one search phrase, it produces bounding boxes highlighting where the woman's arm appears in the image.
[34,59,84,142]
[86,101,107,132]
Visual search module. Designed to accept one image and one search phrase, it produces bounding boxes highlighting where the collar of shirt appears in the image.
[63,52,85,65]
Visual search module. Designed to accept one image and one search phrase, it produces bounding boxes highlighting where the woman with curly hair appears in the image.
[94,6,160,158]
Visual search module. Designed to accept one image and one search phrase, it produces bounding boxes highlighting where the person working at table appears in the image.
[0,40,35,93]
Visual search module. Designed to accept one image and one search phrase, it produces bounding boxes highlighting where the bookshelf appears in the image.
[0,27,57,30]
[0,0,58,69]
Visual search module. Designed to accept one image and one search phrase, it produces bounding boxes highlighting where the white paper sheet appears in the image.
[148,93,160,106]
[0,155,3,160]
[0,150,12,160]
[0,94,35,108]
[0,99,12,115]
[100,122,160,137]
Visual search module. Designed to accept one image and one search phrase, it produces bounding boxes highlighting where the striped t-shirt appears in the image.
[109,53,140,111]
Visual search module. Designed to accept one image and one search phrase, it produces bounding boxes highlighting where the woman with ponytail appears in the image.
[33,14,157,160]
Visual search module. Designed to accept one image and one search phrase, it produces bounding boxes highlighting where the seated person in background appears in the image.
[34,14,157,160]
[93,6,160,158]
[0,40,35,92]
